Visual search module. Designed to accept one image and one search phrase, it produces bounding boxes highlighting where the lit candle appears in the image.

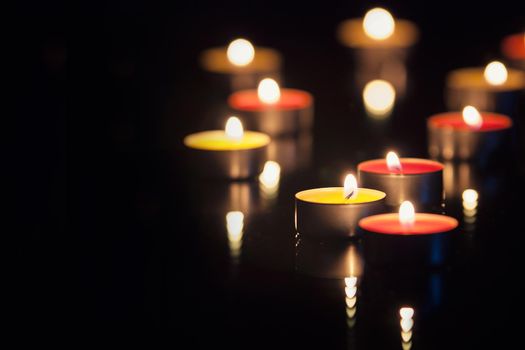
[228,78,314,136]
[184,116,271,179]
[360,201,458,265]
[200,38,282,91]
[337,8,419,49]
[362,79,396,118]
[295,174,386,238]
[427,106,512,160]
[501,33,525,69]
[358,152,444,208]
[445,61,525,112]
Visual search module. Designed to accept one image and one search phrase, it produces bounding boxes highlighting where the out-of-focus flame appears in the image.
[363,8,395,40]
[484,61,508,86]
[225,116,244,140]
[462,106,483,129]
[386,151,402,172]
[399,307,414,319]
[345,276,358,328]
[259,161,281,199]
[462,188,478,217]
[227,38,255,66]
[344,276,357,298]
[399,201,415,226]
[363,80,396,117]
[257,78,281,104]
[400,318,414,333]
[401,330,413,343]
[226,211,244,242]
[344,174,358,200]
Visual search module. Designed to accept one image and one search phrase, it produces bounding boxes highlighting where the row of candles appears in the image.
[185,7,523,257]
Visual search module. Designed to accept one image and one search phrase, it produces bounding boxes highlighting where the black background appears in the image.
[18,0,525,346]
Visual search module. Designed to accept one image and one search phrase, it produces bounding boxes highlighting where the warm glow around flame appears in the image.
[462,106,483,129]
[386,151,402,172]
[344,174,358,200]
[363,8,395,40]
[363,80,396,117]
[484,61,508,86]
[399,201,415,226]
[225,116,244,140]
[257,78,281,104]
[226,211,244,241]
[227,38,255,66]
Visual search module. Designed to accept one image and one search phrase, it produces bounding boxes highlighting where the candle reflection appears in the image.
[462,189,478,228]
[363,79,396,118]
[266,132,313,174]
[259,160,281,201]
[345,276,358,328]
[226,211,244,263]
[399,306,414,349]
[443,161,477,200]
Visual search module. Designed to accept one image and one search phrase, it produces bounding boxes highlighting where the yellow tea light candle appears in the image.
[445,61,525,112]
[200,38,282,91]
[295,174,386,239]
[184,116,270,179]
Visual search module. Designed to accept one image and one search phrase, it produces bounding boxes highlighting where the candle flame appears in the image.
[363,8,395,40]
[484,61,508,86]
[462,106,483,129]
[227,38,255,66]
[401,330,413,343]
[343,174,358,200]
[462,189,479,212]
[399,307,414,319]
[386,151,402,172]
[363,79,396,117]
[259,161,281,189]
[257,78,281,104]
[226,211,244,242]
[400,318,414,333]
[225,116,244,140]
[344,276,357,288]
[399,201,415,226]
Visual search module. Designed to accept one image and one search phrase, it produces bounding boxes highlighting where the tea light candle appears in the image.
[200,38,282,91]
[360,201,458,266]
[295,174,386,239]
[228,78,314,136]
[445,61,525,112]
[427,106,512,160]
[337,8,419,49]
[501,33,525,69]
[184,116,270,179]
[358,152,444,208]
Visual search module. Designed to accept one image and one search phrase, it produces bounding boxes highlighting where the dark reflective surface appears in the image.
[55,1,525,347]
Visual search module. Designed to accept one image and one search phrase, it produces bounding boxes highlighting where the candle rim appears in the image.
[228,88,313,111]
[446,67,525,91]
[200,46,282,74]
[295,187,386,205]
[358,158,444,175]
[359,213,458,235]
[184,130,271,151]
[337,18,419,48]
[427,112,512,132]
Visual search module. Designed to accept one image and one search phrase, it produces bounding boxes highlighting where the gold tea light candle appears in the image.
[200,38,282,91]
[228,78,314,136]
[358,152,444,208]
[184,116,270,179]
[445,61,525,112]
[427,106,512,160]
[295,174,386,239]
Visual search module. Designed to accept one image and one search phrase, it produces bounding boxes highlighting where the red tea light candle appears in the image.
[358,152,444,208]
[200,38,282,91]
[445,61,525,111]
[295,174,386,239]
[501,33,525,69]
[184,116,270,179]
[427,106,513,160]
[228,78,314,136]
[337,8,419,49]
[360,201,458,266]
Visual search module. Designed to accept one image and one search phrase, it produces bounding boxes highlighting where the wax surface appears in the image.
[337,19,418,48]
[200,47,281,74]
[184,130,270,151]
[359,213,458,235]
[358,158,443,175]
[229,89,312,111]
[502,33,525,60]
[296,187,385,204]
[428,112,512,132]
[447,67,525,90]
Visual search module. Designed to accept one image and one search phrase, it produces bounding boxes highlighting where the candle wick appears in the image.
[345,191,354,200]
